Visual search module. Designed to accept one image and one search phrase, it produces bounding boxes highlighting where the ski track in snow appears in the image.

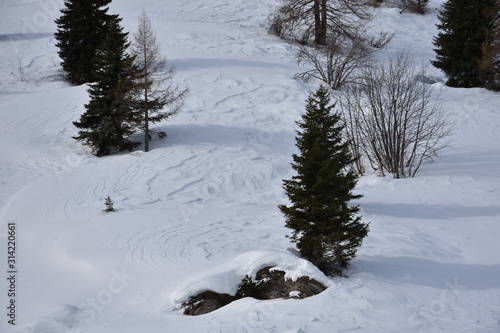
[1,0,500,332]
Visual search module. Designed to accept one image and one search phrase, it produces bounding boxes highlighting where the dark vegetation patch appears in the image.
[182,267,327,316]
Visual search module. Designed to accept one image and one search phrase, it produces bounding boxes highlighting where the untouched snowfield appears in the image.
[1,0,499,332]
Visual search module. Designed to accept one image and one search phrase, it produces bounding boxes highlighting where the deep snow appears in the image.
[0,0,499,332]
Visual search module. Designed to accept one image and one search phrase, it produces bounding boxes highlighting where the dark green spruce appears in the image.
[73,17,140,156]
[279,86,369,276]
[431,0,497,88]
[55,0,117,85]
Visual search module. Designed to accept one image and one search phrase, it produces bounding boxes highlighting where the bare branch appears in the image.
[338,49,455,178]
[295,35,375,90]
[129,9,188,152]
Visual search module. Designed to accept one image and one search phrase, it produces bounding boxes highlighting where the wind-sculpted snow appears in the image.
[0,0,499,332]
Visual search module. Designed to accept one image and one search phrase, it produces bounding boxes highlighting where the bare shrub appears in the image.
[294,27,392,90]
[294,36,375,90]
[339,50,455,178]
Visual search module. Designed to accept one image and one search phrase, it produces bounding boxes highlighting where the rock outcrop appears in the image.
[182,266,327,315]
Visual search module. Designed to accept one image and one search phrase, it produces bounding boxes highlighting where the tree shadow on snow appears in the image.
[174,57,295,72]
[0,33,54,42]
[150,123,294,152]
[361,202,500,220]
[357,256,500,291]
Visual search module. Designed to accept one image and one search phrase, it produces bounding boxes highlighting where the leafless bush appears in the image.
[338,50,455,178]
[338,84,365,175]
[294,26,392,90]
[367,30,395,49]
[295,36,375,90]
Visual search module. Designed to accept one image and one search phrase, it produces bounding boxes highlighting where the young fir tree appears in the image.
[431,0,496,88]
[55,0,116,85]
[73,17,140,156]
[103,196,115,212]
[129,10,188,152]
[279,86,369,276]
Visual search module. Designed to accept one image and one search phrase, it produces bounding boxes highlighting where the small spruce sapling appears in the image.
[104,196,115,213]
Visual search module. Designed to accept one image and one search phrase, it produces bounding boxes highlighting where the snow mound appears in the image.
[173,249,332,303]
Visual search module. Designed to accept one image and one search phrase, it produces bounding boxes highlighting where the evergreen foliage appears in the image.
[279,86,369,276]
[235,275,263,298]
[55,0,116,85]
[73,17,141,156]
[432,0,497,88]
[104,196,115,212]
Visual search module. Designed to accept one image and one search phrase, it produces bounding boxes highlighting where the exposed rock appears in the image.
[255,267,327,299]
[182,291,236,316]
[182,266,327,315]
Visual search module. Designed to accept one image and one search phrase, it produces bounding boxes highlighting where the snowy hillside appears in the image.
[1,0,499,332]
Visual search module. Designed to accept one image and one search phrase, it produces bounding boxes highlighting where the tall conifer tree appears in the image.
[279,86,369,276]
[432,0,496,88]
[73,17,140,156]
[55,0,116,85]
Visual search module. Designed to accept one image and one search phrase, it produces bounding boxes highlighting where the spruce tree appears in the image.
[103,196,115,212]
[73,17,140,156]
[279,86,369,276]
[432,0,496,88]
[55,0,116,85]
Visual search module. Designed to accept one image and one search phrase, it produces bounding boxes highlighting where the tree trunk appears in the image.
[320,0,327,44]
[313,0,321,44]
[144,85,149,152]
[143,45,150,152]
[143,82,149,152]
[144,108,149,152]
[313,0,327,45]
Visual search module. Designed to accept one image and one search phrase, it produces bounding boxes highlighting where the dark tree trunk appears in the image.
[314,0,327,45]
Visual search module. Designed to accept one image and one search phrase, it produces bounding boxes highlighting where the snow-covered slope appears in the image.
[1,0,499,332]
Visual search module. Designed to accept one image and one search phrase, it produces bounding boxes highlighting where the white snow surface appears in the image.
[1,0,499,332]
